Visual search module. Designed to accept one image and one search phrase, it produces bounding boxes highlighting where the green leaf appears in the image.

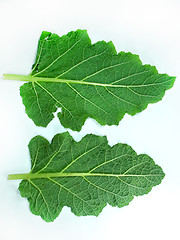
[8,132,165,222]
[4,30,175,131]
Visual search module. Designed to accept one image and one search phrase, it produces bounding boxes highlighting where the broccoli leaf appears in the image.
[8,132,165,222]
[4,30,175,131]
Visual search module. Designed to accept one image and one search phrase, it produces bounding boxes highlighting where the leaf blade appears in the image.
[18,30,175,131]
[17,132,165,222]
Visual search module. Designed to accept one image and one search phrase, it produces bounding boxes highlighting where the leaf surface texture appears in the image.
[18,132,165,222]
[20,30,175,131]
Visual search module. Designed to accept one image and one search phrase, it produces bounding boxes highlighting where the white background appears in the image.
[0,0,180,239]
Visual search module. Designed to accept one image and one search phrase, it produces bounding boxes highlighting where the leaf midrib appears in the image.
[8,172,163,180]
[4,74,173,88]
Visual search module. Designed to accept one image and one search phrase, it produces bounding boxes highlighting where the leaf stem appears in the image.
[3,74,40,82]
[3,73,175,89]
[8,172,164,180]
[8,173,29,180]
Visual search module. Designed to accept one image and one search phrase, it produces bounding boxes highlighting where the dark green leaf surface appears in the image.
[13,132,165,222]
[19,30,175,131]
